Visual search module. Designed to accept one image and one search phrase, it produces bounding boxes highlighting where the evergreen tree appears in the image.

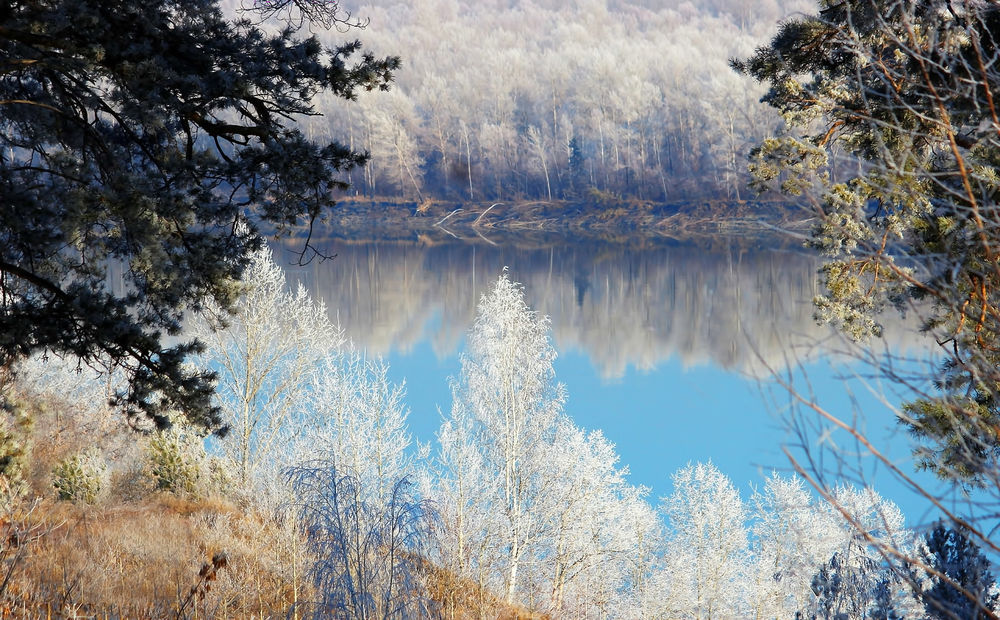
[567,135,586,198]
[869,574,905,620]
[919,523,998,620]
[805,551,906,620]
[734,0,1000,482]
[0,0,397,431]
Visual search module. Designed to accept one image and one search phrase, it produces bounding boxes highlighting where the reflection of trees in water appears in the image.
[273,236,915,377]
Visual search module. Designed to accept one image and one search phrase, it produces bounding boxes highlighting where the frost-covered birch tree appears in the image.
[797,485,915,619]
[747,474,842,619]
[436,271,658,615]
[192,244,341,488]
[630,465,915,620]
[440,271,566,604]
[274,335,431,619]
[538,422,657,617]
[657,461,750,619]
[291,350,415,504]
[435,397,498,603]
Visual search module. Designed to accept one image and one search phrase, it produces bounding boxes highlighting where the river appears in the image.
[273,229,942,522]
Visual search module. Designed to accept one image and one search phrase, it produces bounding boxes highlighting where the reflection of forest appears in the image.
[274,235,914,377]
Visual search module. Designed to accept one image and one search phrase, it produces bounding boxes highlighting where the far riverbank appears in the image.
[320,197,814,243]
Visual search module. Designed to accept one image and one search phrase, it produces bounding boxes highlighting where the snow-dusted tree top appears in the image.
[226,0,815,202]
[431,271,931,617]
[191,244,341,488]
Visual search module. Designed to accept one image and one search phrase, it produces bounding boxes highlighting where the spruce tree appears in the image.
[919,523,998,620]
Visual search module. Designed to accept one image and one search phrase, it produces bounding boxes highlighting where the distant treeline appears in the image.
[233,0,812,203]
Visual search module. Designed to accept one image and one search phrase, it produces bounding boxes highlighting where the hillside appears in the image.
[226,0,815,204]
[0,385,537,619]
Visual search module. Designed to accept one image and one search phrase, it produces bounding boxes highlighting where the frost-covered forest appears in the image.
[6,0,1000,615]
[250,0,813,202]
[9,248,995,617]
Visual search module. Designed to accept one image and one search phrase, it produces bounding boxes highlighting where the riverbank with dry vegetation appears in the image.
[0,382,536,619]
[322,196,812,243]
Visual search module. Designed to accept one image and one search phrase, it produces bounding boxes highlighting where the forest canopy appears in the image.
[285,0,813,203]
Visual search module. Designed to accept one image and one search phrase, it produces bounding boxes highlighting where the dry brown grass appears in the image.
[424,562,550,620]
[3,494,310,619]
[0,495,540,619]
[0,383,545,619]
[0,382,311,619]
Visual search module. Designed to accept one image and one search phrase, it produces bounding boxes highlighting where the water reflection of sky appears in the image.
[276,234,948,525]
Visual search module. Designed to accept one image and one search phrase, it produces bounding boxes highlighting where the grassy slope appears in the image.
[0,385,542,619]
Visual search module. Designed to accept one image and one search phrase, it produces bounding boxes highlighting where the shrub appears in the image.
[287,464,435,619]
[147,429,202,496]
[52,449,105,504]
[0,397,33,503]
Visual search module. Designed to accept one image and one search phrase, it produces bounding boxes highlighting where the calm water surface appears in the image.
[274,231,942,522]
